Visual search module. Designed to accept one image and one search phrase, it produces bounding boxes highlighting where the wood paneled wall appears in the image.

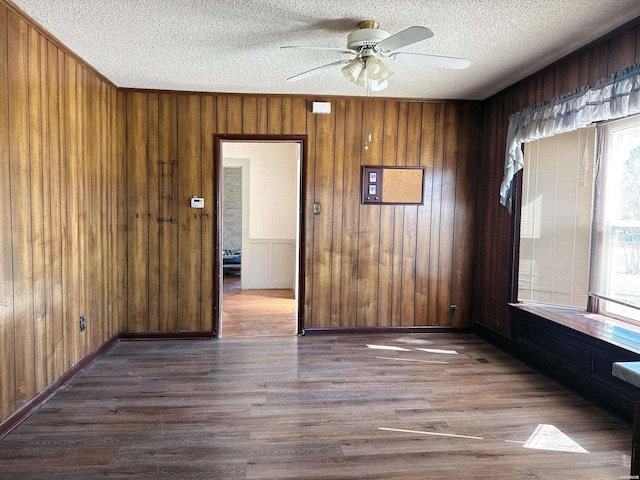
[475,19,640,335]
[0,2,124,423]
[122,94,481,332]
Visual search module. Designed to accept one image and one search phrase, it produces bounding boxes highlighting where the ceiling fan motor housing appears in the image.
[346,28,391,51]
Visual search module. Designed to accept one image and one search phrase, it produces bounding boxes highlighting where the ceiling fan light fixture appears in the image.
[342,57,364,82]
[354,69,368,87]
[365,56,393,82]
[283,20,468,93]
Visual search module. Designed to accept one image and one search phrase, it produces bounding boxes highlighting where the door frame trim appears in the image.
[213,134,307,336]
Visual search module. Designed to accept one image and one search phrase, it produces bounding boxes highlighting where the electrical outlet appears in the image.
[448,305,457,319]
[79,314,87,332]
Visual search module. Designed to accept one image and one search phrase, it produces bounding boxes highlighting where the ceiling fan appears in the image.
[282,20,471,91]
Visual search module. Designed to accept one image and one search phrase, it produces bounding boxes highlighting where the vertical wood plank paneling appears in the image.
[267,97,282,135]
[553,65,563,97]
[200,95,216,332]
[99,79,109,344]
[452,103,478,327]
[561,57,581,93]
[216,95,227,134]
[437,103,459,326]
[427,103,447,325]
[146,93,162,332]
[227,96,242,134]
[400,103,422,326]
[579,51,591,86]
[116,90,128,334]
[330,99,345,327]
[487,93,506,332]
[76,64,87,358]
[339,99,361,327]
[119,92,483,335]
[417,103,437,326]
[0,4,16,421]
[157,94,178,331]
[281,97,292,135]
[377,101,397,327]
[589,42,609,85]
[88,71,99,348]
[391,102,408,326]
[122,92,482,335]
[146,94,159,331]
[58,49,70,371]
[176,95,202,331]
[304,102,315,326]
[81,66,92,354]
[27,26,46,392]
[1,1,123,424]
[125,92,149,332]
[608,28,637,74]
[242,96,257,134]
[120,95,484,335]
[542,69,555,100]
[38,35,53,385]
[46,40,63,381]
[9,11,36,407]
[110,86,120,338]
[357,99,384,327]
[515,81,530,114]
[310,104,334,327]
[257,97,268,135]
[526,77,538,107]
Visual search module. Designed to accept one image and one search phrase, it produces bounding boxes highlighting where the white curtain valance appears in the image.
[500,62,640,211]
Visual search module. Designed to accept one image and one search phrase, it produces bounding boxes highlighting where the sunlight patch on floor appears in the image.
[375,356,449,364]
[366,344,412,351]
[523,424,589,453]
[378,427,484,440]
[414,347,458,355]
[379,424,589,454]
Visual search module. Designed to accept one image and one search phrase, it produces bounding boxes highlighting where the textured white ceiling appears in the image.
[11,0,640,100]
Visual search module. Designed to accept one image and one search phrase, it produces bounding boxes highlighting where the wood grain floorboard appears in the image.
[221,276,297,337]
[0,334,632,479]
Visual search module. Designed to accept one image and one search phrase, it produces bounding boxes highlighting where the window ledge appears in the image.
[510,303,640,355]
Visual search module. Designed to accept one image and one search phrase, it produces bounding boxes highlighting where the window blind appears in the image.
[518,127,596,308]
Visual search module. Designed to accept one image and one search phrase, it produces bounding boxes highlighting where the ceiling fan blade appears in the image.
[286,59,351,82]
[281,45,356,55]
[390,52,471,69]
[376,26,433,52]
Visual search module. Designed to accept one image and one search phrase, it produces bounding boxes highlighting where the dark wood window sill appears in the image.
[510,303,640,355]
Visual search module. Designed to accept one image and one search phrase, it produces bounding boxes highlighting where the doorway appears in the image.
[214,135,306,337]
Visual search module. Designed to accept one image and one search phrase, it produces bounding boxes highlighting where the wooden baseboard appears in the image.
[118,331,215,340]
[0,333,119,441]
[303,326,474,335]
[473,322,518,353]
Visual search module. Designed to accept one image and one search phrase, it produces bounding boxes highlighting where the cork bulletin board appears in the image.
[361,166,425,205]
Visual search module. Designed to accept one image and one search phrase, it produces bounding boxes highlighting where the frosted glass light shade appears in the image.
[342,58,364,82]
[365,56,393,82]
[342,56,393,91]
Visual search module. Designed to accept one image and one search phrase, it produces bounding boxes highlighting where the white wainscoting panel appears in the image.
[244,239,295,289]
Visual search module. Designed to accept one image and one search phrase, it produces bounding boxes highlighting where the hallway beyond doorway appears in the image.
[221,276,297,337]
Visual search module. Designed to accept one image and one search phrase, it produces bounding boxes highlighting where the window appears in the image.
[590,116,640,322]
[517,115,640,324]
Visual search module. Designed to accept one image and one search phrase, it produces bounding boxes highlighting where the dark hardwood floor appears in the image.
[0,333,632,479]
[221,276,297,337]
